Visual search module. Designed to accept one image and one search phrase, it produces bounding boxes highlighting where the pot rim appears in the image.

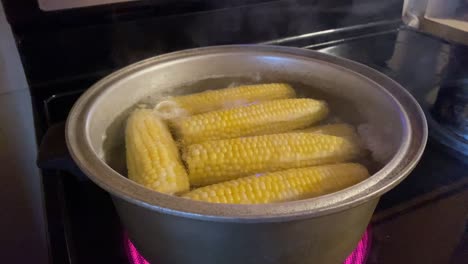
[66,45,427,222]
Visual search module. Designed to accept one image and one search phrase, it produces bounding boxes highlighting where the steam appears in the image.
[108,0,403,68]
[357,124,393,164]
[154,99,189,120]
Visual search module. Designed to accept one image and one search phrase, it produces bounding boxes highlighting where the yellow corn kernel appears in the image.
[125,108,189,194]
[182,163,369,204]
[155,83,295,118]
[298,123,359,141]
[183,133,360,186]
[173,98,328,144]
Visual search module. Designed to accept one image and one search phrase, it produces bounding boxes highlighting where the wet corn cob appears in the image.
[155,83,296,119]
[298,123,359,141]
[125,108,189,194]
[182,163,369,204]
[183,133,360,186]
[173,98,328,144]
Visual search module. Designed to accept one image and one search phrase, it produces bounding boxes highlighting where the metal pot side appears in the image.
[114,196,379,264]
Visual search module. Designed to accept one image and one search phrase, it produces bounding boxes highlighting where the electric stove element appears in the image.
[124,228,371,264]
[125,234,149,264]
[343,229,371,264]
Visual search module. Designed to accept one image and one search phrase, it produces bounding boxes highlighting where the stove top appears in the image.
[25,16,466,264]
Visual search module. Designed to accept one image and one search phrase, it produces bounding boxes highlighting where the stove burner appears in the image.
[343,229,372,264]
[125,229,371,264]
[125,234,150,264]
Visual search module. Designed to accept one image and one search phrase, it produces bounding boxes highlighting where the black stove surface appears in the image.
[39,25,468,264]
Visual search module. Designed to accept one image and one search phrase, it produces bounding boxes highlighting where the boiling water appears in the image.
[103,77,388,179]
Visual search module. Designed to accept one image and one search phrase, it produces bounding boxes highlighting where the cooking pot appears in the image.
[61,45,426,264]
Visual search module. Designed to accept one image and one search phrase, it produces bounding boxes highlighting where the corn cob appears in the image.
[182,163,368,204]
[155,83,295,119]
[125,108,189,194]
[298,123,359,141]
[173,98,328,144]
[183,133,360,186]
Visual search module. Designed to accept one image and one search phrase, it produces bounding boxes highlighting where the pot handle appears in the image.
[37,122,86,179]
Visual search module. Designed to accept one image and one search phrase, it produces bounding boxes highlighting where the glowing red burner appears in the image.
[126,235,150,264]
[125,228,371,264]
[344,229,371,264]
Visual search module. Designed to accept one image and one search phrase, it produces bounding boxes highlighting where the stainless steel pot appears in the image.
[65,45,427,264]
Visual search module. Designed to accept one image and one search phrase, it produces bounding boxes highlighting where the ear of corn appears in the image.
[155,83,296,119]
[182,163,369,204]
[173,98,328,144]
[183,133,360,187]
[298,123,360,142]
[125,108,189,194]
